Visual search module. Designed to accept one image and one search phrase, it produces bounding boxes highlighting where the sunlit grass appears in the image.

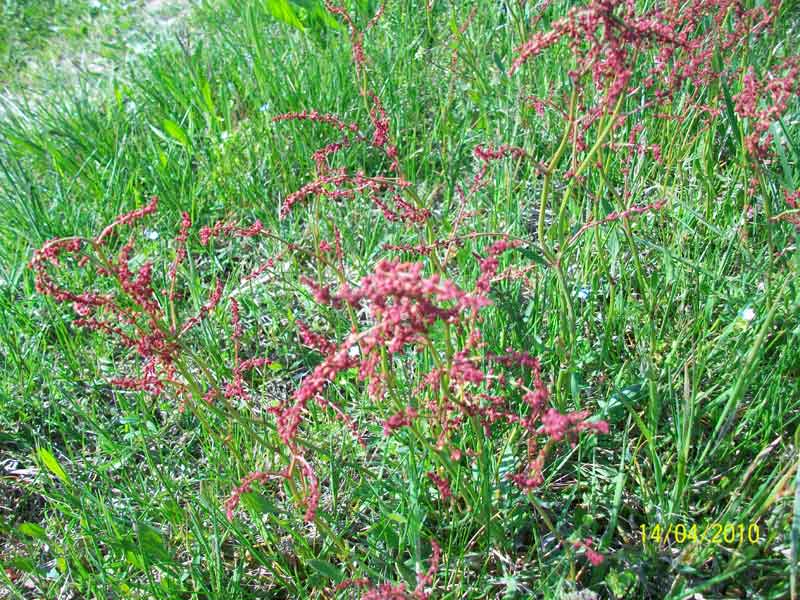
[1,1,799,598]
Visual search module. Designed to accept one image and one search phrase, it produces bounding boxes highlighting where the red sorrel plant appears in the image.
[261,246,610,584]
[31,199,295,408]
[225,241,608,525]
[264,3,614,572]
[274,2,431,231]
[464,0,795,366]
[50,0,800,590]
[29,198,338,536]
[31,191,609,589]
[23,1,800,595]
[504,0,788,235]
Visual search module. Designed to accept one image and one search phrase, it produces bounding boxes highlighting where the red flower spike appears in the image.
[95,196,159,245]
[426,472,452,502]
[574,537,605,566]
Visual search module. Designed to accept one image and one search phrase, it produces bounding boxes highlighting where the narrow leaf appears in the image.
[308,559,344,582]
[162,119,190,148]
[37,448,69,484]
[17,523,47,540]
[265,0,305,31]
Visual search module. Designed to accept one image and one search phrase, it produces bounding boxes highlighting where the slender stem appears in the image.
[553,260,576,354]
[539,87,578,248]
[556,91,625,236]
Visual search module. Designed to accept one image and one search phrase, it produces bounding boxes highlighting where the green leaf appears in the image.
[779,119,800,164]
[17,522,47,540]
[113,83,124,110]
[606,568,637,598]
[448,14,459,36]
[200,79,216,118]
[136,523,171,564]
[37,448,69,484]
[265,0,305,31]
[240,492,278,515]
[125,549,145,570]
[7,555,40,574]
[517,246,548,267]
[292,0,341,29]
[492,51,505,75]
[663,246,673,282]
[311,2,341,29]
[162,119,190,148]
[773,124,794,190]
[718,78,740,158]
[308,559,344,582]
[385,512,407,524]
[569,370,582,401]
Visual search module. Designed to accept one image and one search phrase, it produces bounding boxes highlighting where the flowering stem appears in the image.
[171,358,248,466]
[423,219,456,363]
[556,90,626,237]
[285,473,351,559]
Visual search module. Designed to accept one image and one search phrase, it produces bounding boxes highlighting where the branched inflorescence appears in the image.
[733,57,800,160]
[224,238,608,529]
[30,200,297,414]
[31,197,204,402]
[32,195,607,552]
[273,2,429,226]
[501,0,786,198]
[65,2,800,594]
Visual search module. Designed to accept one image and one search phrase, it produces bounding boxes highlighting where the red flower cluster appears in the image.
[279,169,423,224]
[334,539,440,600]
[514,0,777,93]
[573,537,605,567]
[274,2,429,226]
[507,0,783,174]
[427,471,452,502]
[223,239,607,523]
[777,190,800,231]
[733,57,800,160]
[29,197,223,402]
[30,199,299,420]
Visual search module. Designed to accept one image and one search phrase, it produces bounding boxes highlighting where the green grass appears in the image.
[1,1,800,598]
[0,0,190,99]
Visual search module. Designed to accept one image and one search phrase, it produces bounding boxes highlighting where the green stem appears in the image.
[553,260,576,356]
[539,87,578,249]
[556,91,625,237]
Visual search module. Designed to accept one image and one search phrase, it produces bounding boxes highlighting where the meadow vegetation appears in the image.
[1,1,800,598]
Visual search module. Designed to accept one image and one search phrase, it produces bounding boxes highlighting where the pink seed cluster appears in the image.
[573,537,605,567]
[507,0,783,172]
[334,539,440,600]
[733,57,800,160]
[29,197,222,402]
[777,190,800,231]
[274,2,429,226]
[222,237,608,524]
